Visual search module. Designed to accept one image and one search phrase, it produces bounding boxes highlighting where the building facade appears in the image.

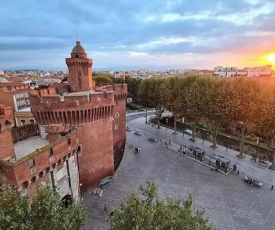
[29,41,127,192]
[0,104,80,200]
[213,65,272,78]
[0,82,36,127]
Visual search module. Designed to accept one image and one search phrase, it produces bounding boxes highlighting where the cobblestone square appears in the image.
[83,116,275,230]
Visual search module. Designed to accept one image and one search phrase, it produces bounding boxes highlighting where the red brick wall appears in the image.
[113,100,126,150]
[0,129,16,160]
[0,92,14,111]
[0,132,78,191]
[77,120,114,192]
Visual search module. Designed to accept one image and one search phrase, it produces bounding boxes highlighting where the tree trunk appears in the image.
[145,107,148,123]
[173,114,177,134]
[212,129,218,148]
[157,119,160,129]
[191,124,196,142]
[239,128,245,157]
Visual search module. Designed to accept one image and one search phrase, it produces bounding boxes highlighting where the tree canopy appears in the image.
[132,75,275,167]
[0,185,87,230]
[93,72,113,84]
[107,181,213,230]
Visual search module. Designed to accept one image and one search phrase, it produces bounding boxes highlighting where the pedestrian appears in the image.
[233,164,236,171]
[271,185,274,190]
[237,170,239,175]
[104,203,108,213]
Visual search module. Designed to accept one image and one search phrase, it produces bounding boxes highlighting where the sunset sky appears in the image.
[0,0,275,70]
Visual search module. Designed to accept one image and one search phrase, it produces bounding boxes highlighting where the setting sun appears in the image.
[267,53,275,64]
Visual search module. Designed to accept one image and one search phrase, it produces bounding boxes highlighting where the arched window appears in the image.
[22,181,29,189]
[31,176,37,183]
[49,148,54,157]
[39,171,44,178]
[67,138,71,146]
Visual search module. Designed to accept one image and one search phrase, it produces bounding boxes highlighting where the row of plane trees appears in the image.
[127,75,275,168]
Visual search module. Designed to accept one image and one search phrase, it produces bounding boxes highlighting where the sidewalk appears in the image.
[128,117,275,186]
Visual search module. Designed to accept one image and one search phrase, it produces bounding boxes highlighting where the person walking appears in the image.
[104,203,108,213]
[271,185,274,190]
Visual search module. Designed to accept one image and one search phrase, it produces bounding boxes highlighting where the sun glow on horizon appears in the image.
[266,53,275,64]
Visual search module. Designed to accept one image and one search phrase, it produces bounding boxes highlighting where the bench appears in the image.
[259,160,268,166]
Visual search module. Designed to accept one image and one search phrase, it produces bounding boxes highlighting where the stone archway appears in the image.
[61,194,73,208]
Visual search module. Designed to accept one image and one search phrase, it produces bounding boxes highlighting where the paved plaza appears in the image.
[83,114,275,230]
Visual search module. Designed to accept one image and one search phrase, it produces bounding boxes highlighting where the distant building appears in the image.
[0,82,36,127]
[213,65,272,78]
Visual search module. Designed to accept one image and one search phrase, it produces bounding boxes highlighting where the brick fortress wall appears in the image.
[29,84,127,192]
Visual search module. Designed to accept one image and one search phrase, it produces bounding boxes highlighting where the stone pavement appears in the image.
[131,116,275,187]
[82,116,275,230]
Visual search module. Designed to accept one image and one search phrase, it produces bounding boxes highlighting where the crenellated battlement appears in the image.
[99,83,127,102]
[30,89,115,128]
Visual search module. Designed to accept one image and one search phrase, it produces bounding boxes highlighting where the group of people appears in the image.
[251,154,267,162]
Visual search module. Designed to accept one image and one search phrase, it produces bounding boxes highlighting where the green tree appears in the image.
[139,79,166,128]
[253,80,275,168]
[127,77,142,101]
[108,181,213,230]
[0,186,87,230]
[184,76,210,141]
[164,77,185,134]
[0,186,30,229]
[229,77,261,157]
[93,74,113,84]
[204,78,235,148]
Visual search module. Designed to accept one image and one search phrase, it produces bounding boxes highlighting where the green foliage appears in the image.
[93,72,113,84]
[139,78,166,127]
[0,185,87,230]
[107,181,213,230]
[127,77,142,100]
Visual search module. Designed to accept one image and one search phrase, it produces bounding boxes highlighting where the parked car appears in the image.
[148,136,157,142]
[99,176,113,189]
[243,176,262,187]
[126,126,132,131]
[134,130,142,136]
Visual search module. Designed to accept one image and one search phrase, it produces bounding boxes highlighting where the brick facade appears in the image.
[28,41,127,192]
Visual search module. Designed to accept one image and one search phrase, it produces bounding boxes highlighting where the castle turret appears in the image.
[65,41,94,92]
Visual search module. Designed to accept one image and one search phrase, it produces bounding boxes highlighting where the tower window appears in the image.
[20,119,26,126]
[49,148,54,157]
[75,55,78,58]
[67,138,71,146]
[29,159,35,168]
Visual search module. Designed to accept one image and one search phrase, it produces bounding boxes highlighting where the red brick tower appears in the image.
[65,41,94,92]
[29,41,127,192]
